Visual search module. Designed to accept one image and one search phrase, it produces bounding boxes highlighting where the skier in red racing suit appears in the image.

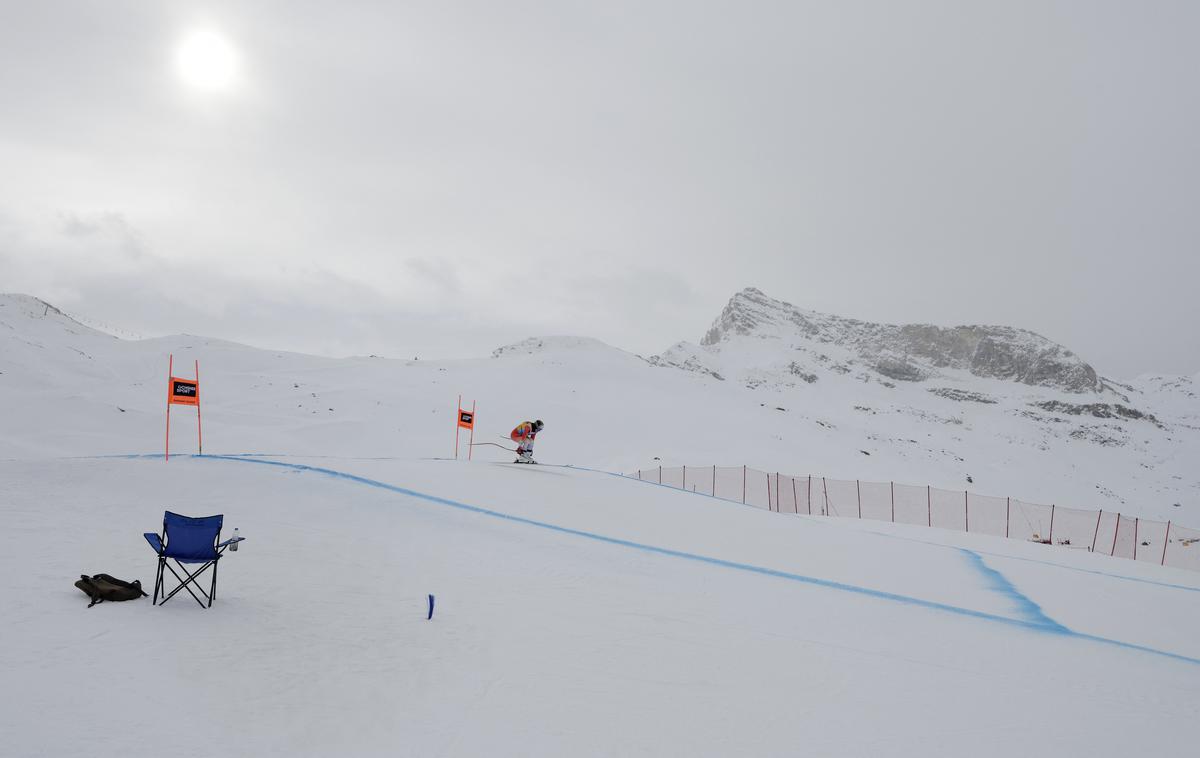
[510,419,544,463]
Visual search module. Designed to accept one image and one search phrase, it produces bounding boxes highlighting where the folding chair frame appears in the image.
[152,551,223,608]
[145,513,241,608]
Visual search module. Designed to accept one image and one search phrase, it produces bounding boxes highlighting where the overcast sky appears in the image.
[1,1,1197,377]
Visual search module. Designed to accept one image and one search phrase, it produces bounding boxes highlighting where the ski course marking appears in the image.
[160,452,1198,666]
[598,464,1200,595]
[59,453,1200,665]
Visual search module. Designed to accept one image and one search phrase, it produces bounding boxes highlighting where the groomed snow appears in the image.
[2,294,1199,756]
[2,455,1199,757]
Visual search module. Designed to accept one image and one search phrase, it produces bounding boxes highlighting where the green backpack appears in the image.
[74,574,148,608]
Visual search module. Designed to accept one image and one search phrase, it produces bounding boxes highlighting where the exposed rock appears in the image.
[697,288,1102,393]
[786,362,818,383]
[648,353,724,381]
[928,388,998,404]
[1034,401,1162,428]
[874,357,927,382]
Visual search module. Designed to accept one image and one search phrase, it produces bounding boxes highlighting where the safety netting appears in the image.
[1009,499,1054,543]
[628,465,1197,571]
[858,480,893,522]
[1110,513,1138,559]
[929,487,968,532]
[1164,523,1200,571]
[744,469,771,510]
[1132,518,1170,564]
[680,465,715,497]
[821,478,861,518]
[1049,505,1103,551]
[660,466,685,490]
[770,474,810,514]
[965,492,1008,538]
[713,466,745,502]
[891,483,930,527]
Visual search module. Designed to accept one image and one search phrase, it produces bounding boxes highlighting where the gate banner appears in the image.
[169,377,199,406]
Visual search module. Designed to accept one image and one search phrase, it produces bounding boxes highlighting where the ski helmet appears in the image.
[534,419,544,431]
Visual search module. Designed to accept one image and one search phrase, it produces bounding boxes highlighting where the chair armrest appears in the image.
[217,536,245,548]
[144,533,164,554]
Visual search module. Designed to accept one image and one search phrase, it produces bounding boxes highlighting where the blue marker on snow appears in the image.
[427,594,435,620]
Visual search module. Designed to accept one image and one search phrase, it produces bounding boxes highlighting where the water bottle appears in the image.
[231,527,239,551]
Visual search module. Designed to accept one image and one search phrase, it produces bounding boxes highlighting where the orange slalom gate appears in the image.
[165,354,202,460]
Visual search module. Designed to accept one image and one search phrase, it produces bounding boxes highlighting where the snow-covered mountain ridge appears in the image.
[1,291,1197,523]
[660,287,1101,393]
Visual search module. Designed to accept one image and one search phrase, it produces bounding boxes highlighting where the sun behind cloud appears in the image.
[175,29,238,91]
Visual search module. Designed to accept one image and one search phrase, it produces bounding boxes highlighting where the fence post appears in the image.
[857,480,862,519]
[1134,518,1139,561]
[822,477,830,516]
[1110,513,1120,556]
[767,472,772,511]
[637,469,642,480]
[712,465,716,497]
[808,475,812,515]
[1006,497,1010,538]
[659,465,662,485]
[890,481,895,523]
[1091,510,1103,552]
[742,465,746,504]
[964,490,969,532]
[1162,521,1171,566]
[683,465,687,491]
[792,477,799,515]
[1049,504,1056,545]
[926,485,931,527]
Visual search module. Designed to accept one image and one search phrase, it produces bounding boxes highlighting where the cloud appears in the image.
[1,2,1198,375]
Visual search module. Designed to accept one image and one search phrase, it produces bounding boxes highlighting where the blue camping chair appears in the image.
[143,512,243,607]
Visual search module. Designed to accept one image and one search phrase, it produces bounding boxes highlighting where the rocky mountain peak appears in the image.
[695,288,1101,393]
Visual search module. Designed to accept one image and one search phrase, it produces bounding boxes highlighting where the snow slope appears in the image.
[2,455,1199,757]
[2,291,1196,520]
[3,292,1200,755]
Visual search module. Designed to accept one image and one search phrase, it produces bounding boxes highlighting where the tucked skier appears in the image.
[510,419,544,463]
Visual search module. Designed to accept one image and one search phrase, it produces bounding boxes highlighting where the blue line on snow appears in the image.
[156,452,1200,666]
[604,466,1200,595]
[958,549,1067,632]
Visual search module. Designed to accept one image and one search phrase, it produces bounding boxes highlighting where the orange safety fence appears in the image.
[630,465,1200,573]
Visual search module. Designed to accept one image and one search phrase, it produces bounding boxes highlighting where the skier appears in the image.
[510,419,544,463]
